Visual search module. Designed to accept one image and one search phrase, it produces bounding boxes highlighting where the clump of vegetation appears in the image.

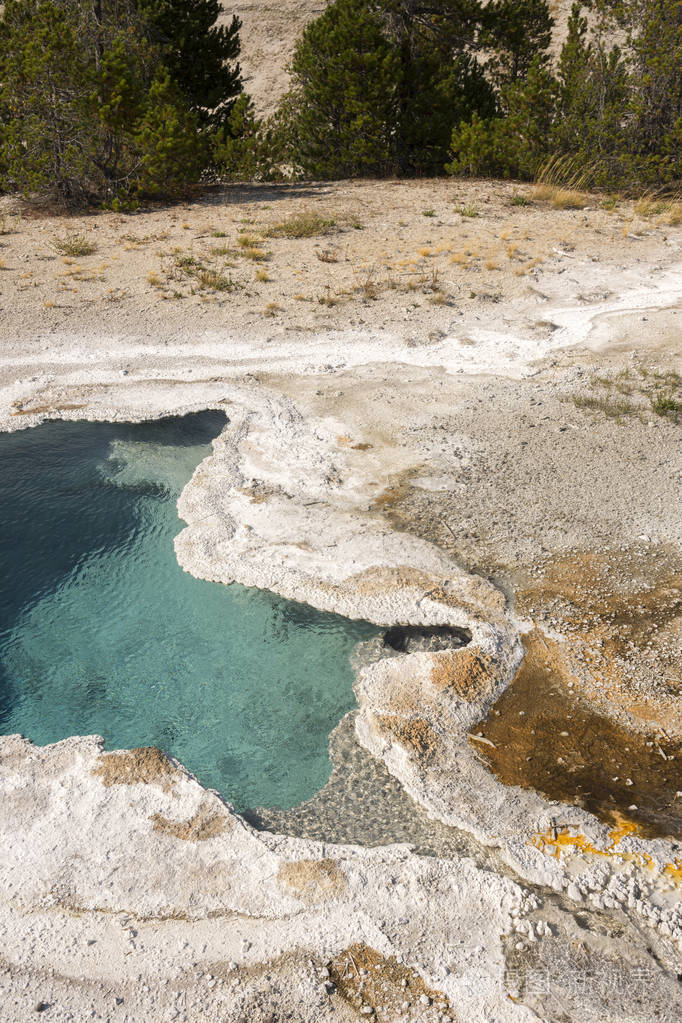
[354,264,383,301]
[458,203,479,217]
[156,246,239,294]
[197,268,235,291]
[53,233,97,257]
[276,0,495,178]
[571,367,682,423]
[266,213,337,239]
[573,394,636,419]
[0,211,20,234]
[241,246,267,261]
[635,194,682,225]
[533,186,586,209]
[317,248,340,263]
[651,392,682,418]
[1,0,678,201]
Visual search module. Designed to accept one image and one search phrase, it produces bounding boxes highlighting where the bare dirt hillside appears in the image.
[220,2,330,115]
[222,1,576,115]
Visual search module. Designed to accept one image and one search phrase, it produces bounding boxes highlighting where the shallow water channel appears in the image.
[0,413,378,810]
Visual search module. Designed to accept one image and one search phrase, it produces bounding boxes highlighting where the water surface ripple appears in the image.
[0,414,378,810]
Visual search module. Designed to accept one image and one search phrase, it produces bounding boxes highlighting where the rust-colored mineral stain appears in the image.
[277,858,347,903]
[92,746,179,791]
[11,403,87,416]
[430,648,493,700]
[150,808,227,842]
[378,714,438,763]
[328,943,451,1022]
[471,633,682,840]
[515,547,682,734]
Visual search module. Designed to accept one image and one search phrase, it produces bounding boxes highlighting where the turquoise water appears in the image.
[0,414,378,810]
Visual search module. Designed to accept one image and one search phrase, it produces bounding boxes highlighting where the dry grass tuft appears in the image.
[457,202,478,218]
[53,233,97,257]
[237,233,262,248]
[533,154,595,209]
[318,288,339,307]
[573,393,635,419]
[533,184,587,209]
[353,264,384,300]
[0,212,21,235]
[197,268,235,292]
[316,247,339,263]
[266,212,337,239]
[635,192,682,226]
[242,246,267,261]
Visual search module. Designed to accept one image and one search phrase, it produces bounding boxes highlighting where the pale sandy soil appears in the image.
[0,179,680,1023]
[1,178,677,346]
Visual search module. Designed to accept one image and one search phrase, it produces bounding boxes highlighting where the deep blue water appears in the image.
[0,413,378,809]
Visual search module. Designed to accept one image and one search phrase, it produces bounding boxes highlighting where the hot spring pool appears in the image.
[0,412,379,810]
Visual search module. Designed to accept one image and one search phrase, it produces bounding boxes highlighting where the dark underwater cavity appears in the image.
[382,624,472,654]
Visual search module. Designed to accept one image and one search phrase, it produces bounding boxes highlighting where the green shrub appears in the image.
[447,57,557,180]
[53,233,97,257]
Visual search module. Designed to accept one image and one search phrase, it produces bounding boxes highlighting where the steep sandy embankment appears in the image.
[0,180,680,1022]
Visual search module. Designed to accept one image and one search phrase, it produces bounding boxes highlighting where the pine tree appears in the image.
[480,0,554,86]
[133,69,205,196]
[615,0,682,181]
[551,4,630,186]
[0,0,239,203]
[279,0,492,178]
[281,0,402,178]
[446,55,557,178]
[0,0,108,203]
[136,0,242,130]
